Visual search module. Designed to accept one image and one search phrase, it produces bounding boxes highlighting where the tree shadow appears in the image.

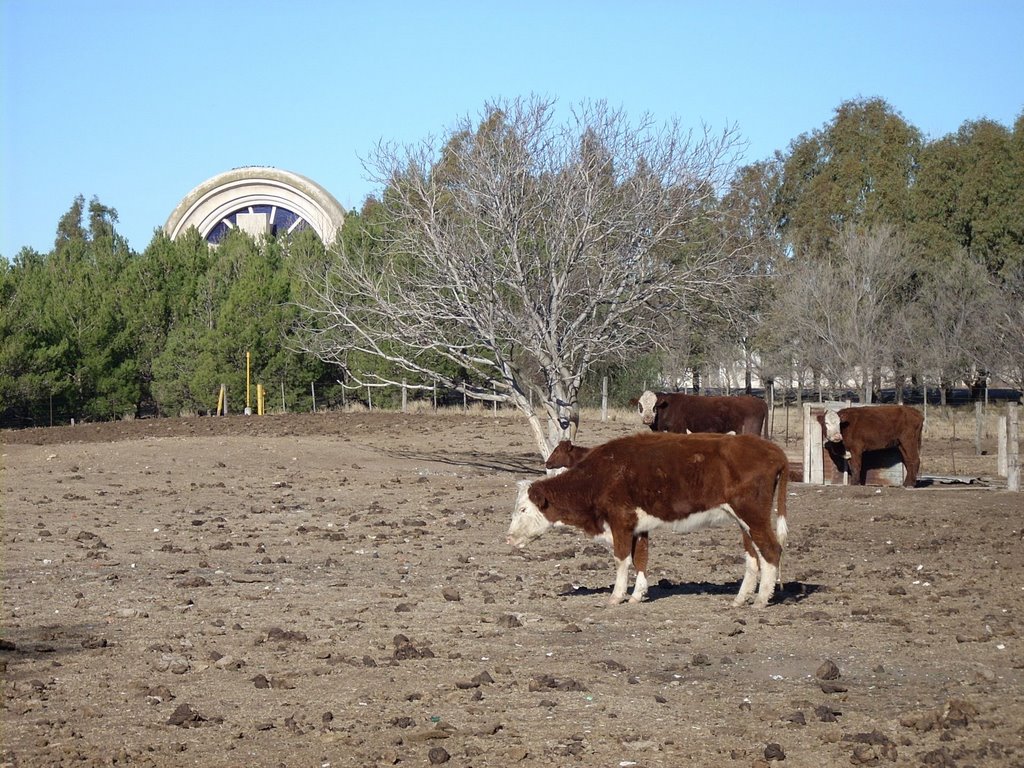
[386,447,544,475]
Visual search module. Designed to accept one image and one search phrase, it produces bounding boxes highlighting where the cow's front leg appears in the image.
[847,450,863,485]
[628,533,650,603]
[608,529,634,605]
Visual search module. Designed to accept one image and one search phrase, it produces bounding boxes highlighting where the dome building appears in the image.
[164,166,346,246]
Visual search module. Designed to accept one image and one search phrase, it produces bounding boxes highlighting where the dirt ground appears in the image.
[2,410,1022,768]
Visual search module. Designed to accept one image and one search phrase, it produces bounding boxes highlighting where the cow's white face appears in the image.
[823,410,843,442]
[507,480,551,547]
[638,390,658,425]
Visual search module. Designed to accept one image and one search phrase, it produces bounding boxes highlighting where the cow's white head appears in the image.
[637,390,658,425]
[823,410,843,442]
[507,479,551,548]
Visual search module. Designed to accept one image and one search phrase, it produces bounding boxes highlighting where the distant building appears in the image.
[164,166,346,246]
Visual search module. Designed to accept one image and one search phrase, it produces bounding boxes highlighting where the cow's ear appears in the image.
[532,489,549,510]
[655,400,668,410]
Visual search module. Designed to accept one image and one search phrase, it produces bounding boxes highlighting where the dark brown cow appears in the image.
[634,390,768,436]
[544,440,591,470]
[508,432,790,607]
[817,405,924,487]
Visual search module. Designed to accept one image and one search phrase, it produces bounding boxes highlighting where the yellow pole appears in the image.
[257,384,265,415]
[246,352,251,412]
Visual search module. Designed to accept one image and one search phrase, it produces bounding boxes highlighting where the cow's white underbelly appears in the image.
[634,503,745,534]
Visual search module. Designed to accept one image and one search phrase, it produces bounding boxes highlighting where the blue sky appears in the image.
[2,0,1022,259]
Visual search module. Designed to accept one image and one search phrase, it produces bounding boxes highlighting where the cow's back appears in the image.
[650,392,766,436]
[839,405,923,448]
[545,432,784,519]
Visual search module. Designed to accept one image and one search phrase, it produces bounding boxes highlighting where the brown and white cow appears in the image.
[544,440,591,470]
[634,390,768,437]
[543,439,656,584]
[817,405,924,487]
[508,432,790,608]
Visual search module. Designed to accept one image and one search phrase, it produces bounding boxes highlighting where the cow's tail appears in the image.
[774,460,789,547]
[774,460,789,587]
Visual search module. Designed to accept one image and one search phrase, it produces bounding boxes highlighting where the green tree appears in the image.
[912,117,1023,278]
[779,97,922,260]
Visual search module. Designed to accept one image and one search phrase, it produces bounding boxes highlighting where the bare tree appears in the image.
[770,224,914,402]
[294,96,746,457]
[989,264,1024,392]
[908,250,999,403]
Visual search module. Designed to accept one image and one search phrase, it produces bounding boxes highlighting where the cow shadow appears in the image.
[562,579,822,605]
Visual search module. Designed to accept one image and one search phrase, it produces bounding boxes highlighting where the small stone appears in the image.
[764,742,786,761]
[428,746,450,764]
[816,660,841,680]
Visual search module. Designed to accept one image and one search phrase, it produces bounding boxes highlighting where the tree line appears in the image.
[1,96,1022,446]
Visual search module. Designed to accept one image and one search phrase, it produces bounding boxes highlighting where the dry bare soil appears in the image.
[2,411,1022,768]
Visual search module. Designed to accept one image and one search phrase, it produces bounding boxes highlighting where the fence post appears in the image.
[998,416,1008,476]
[601,376,608,422]
[402,379,408,413]
[311,382,317,413]
[367,385,372,410]
[1008,404,1020,492]
[975,401,983,456]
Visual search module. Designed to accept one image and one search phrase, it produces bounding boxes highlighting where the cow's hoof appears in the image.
[731,596,752,608]
[627,595,645,604]
[607,595,626,606]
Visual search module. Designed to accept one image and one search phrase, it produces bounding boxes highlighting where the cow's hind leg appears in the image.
[608,529,634,605]
[897,442,920,487]
[628,533,650,603]
[732,534,760,607]
[748,528,781,609]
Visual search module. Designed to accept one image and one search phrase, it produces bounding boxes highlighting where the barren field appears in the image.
[2,410,1022,767]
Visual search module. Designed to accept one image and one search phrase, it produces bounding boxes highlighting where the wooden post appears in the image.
[601,376,608,422]
[1007,404,1020,492]
[802,403,816,483]
[401,379,408,413]
[975,401,983,456]
[311,382,317,413]
[367,385,372,410]
[998,416,1008,476]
